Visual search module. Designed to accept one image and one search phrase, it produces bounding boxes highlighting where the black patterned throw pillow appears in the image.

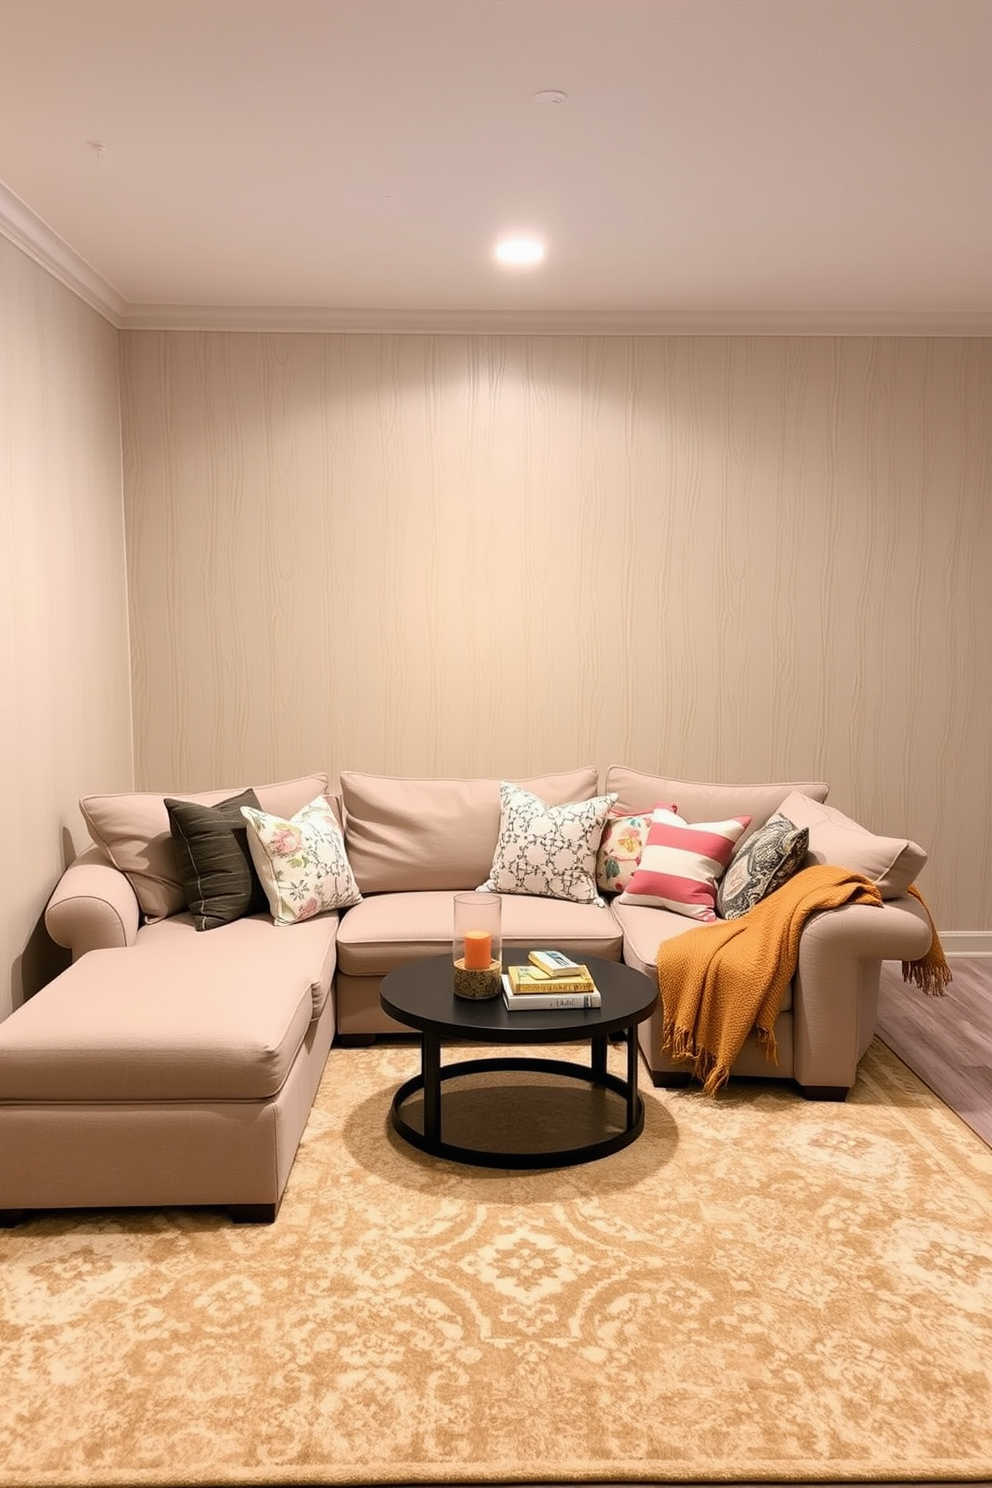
[165,788,270,931]
[716,811,810,920]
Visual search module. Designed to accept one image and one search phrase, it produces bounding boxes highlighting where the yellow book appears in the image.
[507,963,596,995]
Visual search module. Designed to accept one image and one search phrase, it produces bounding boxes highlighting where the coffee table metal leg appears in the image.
[422,1029,442,1145]
[591,1033,608,1082]
[626,1024,638,1129]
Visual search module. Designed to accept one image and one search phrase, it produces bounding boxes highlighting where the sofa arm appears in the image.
[792,894,933,1094]
[45,847,140,958]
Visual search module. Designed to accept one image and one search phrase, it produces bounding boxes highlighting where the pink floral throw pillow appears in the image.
[595,811,653,895]
[616,803,751,922]
[241,796,362,925]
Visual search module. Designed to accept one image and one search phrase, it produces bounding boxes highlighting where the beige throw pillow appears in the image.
[776,791,927,899]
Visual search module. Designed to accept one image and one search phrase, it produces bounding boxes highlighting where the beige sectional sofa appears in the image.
[0,765,934,1225]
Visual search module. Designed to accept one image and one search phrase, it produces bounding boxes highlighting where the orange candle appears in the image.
[463,930,492,969]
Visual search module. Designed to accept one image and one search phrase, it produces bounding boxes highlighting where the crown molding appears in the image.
[4,188,992,337]
[120,303,992,337]
[0,180,125,326]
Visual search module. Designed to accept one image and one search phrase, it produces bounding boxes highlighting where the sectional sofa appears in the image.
[0,765,933,1224]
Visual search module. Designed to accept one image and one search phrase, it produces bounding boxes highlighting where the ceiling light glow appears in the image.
[494,237,546,267]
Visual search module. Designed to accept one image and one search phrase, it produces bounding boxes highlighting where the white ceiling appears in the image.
[1,0,991,333]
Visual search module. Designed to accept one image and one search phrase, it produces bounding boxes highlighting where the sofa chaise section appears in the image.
[0,914,339,1225]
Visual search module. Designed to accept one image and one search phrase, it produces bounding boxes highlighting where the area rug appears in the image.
[2,1038,992,1487]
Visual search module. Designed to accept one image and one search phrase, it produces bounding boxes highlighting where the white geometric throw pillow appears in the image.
[478,782,618,906]
[241,795,362,925]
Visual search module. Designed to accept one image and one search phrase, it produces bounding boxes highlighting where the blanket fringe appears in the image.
[755,1025,779,1068]
[663,1001,781,1075]
[661,1017,742,1097]
[903,885,952,997]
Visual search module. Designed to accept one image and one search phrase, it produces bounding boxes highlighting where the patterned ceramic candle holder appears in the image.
[452,892,502,999]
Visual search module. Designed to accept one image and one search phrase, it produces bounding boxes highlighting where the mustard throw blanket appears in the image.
[655,866,950,1096]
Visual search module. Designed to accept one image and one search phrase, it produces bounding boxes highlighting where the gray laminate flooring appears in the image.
[876,954,992,1147]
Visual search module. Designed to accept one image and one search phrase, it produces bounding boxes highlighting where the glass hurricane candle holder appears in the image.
[452,892,502,999]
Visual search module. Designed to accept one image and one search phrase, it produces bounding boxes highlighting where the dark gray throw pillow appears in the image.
[164,788,269,931]
[716,811,810,920]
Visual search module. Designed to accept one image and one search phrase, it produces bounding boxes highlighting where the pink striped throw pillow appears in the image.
[617,804,751,921]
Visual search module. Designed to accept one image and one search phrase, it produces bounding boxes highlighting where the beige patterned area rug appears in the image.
[2,1038,992,1487]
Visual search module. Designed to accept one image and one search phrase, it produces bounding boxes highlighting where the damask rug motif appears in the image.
[1,1038,991,1486]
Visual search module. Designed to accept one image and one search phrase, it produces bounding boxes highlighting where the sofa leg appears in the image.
[646,1070,693,1090]
[0,1209,27,1228]
[227,1202,280,1224]
[798,1084,850,1102]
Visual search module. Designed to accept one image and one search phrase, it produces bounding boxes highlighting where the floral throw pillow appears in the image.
[241,795,362,925]
[478,783,618,906]
[716,811,810,920]
[595,811,652,896]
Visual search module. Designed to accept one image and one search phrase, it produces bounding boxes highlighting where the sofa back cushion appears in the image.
[81,773,331,922]
[777,790,927,899]
[603,767,829,848]
[340,767,600,892]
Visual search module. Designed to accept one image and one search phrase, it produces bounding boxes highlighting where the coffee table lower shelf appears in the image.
[389,1045,645,1169]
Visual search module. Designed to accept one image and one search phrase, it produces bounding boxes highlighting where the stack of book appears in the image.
[502,950,601,1009]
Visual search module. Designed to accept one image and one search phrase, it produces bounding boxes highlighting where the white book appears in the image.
[502,976,602,1011]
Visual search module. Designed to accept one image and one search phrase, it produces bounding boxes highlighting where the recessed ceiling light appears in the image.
[493,237,546,267]
[532,90,567,105]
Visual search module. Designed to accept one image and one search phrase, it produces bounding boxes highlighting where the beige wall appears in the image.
[0,238,132,1016]
[120,331,991,932]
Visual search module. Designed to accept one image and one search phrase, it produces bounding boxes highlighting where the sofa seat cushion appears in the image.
[136,909,339,1020]
[336,891,623,978]
[610,899,794,1015]
[0,944,317,1103]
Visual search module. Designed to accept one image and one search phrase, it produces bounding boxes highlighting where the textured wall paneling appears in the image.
[119,331,992,930]
[0,237,131,1013]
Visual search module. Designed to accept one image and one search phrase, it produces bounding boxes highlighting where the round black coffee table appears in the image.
[379,952,658,1169]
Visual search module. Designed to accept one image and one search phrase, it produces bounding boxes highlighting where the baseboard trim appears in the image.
[939,930,992,957]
